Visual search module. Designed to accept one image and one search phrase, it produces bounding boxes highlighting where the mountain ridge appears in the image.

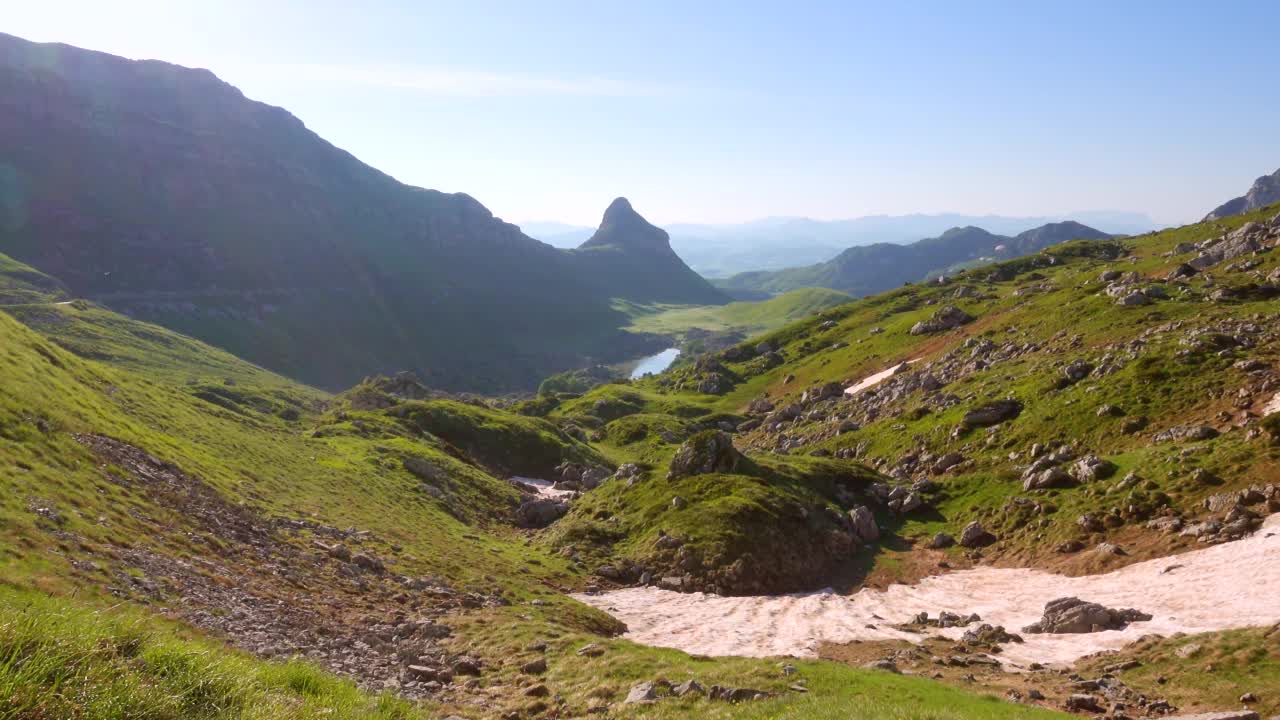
[1204,166,1280,220]
[0,32,717,391]
[717,220,1112,296]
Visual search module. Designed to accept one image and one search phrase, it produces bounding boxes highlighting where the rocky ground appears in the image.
[74,434,504,707]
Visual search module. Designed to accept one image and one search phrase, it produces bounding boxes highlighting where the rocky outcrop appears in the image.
[1022,597,1152,634]
[910,305,975,335]
[961,399,1023,428]
[848,506,880,543]
[667,431,743,480]
[515,499,569,528]
[1204,167,1280,220]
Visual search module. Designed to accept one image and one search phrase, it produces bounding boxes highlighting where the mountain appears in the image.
[0,32,704,392]
[569,198,728,305]
[717,221,1111,296]
[524,212,1157,278]
[1204,166,1280,220]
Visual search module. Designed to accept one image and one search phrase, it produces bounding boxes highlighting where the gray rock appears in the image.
[959,521,997,548]
[667,431,742,480]
[1023,467,1074,491]
[673,679,706,697]
[1116,290,1150,306]
[1022,597,1151,634]
[929,532,956,549]
[624,681,658,704]
[961,399,1023,428]
[848,505,879,543]
[910,305,975,335]
[1153,425,1219,443]
[515,499,569,528]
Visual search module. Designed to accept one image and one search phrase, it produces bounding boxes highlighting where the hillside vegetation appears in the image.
[0,286,1066,717]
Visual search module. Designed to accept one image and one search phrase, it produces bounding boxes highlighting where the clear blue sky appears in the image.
[8,0,1280,226]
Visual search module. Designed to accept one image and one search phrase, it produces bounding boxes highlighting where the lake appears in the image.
[629,348,680,379]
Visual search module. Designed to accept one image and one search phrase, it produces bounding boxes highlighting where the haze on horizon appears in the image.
[8,0,1279,228]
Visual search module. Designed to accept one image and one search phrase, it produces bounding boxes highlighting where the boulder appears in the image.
[962,399,1023,428]
[1062,359,1094,383]
[1022,597,1152,634]
[910,305,975,335]
[624,681,658,704]
[932,452,965,474]
[515,499,569,528]
[1070,455,1116,483]
[1023,467,1073,491]
[929,532,956,549]
[959,521,997,548]
[1116,290,1150,306]
[1154,425,1219,443]
[580,466,611,489]
[848,505,879,543]
[672,679,705,697]
[667,430,743,480]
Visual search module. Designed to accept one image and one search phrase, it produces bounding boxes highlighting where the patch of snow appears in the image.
[844,359,919,396]
[575,514,1280,668]
[511,476,575,500]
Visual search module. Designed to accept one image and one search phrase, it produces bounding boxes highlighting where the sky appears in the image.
[6,0,1280,226]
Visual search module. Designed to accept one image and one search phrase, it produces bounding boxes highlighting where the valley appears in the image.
[1,21,1279,720]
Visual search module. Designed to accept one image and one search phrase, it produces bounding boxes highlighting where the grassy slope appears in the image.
[608,204,1280,571]
[0,251,67,304]
[619,288,853,336]
[536,204,1280,702]
[0,302,1057,717]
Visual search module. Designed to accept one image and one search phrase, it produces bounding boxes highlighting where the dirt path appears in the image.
[575,514,1280,668]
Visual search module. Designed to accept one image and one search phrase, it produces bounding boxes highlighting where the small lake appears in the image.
[630,348,680,379]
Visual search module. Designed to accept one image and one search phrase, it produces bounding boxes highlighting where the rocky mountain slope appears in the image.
[1205,166,1280,220]
[718,221,1111,297]
[0,33,719,392]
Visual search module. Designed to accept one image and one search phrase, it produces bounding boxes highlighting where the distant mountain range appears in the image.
[0,33,720,392]
[715,221,1112,297]
[1204,166,1280,221]
[522,211,1156,278]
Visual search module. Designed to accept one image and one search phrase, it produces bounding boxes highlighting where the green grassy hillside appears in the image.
[0,295,1065,717]
[621,288,853,336]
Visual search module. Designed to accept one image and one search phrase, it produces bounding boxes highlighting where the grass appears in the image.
[3,203,1278,717]
[618,288,853,337]
[0,588,433,720]
[1078,627,1280,717]
[554,201,1280,580]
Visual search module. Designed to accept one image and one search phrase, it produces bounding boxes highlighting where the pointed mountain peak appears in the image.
[603,196,635,219]
[579,197,672,253]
